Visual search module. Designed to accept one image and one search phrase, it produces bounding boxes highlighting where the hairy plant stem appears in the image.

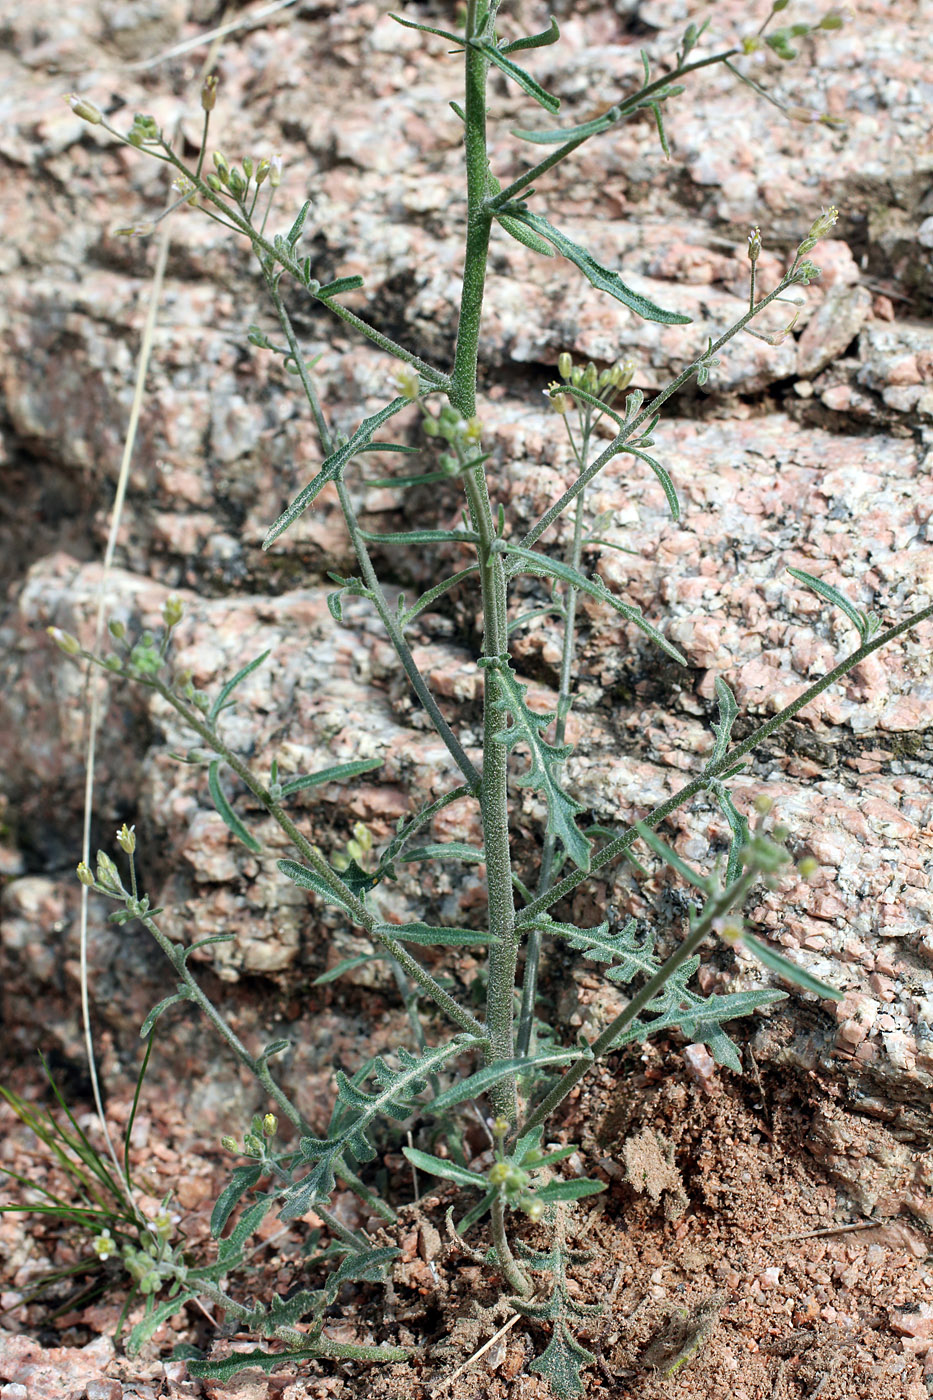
[145,675,486,1041]
[134,906,382,1233]
[515,601,933,928]
[490,1196,533,1296]
[516,417,591,1058]
[169,1268,408,1360]
[456,0,522,1136]
[489,48,738,210]
[262,272,480,790]
[519,867,759,1138]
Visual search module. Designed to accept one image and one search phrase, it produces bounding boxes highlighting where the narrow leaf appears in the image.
[210,1164,263,1238]
[786,567,877,643]
[316,275,365,297]
[361,471,455,489]
[402,1148,487,1189]
[264,397,409,548]
[388,13,463,43]
[498,543,686,663]
[208,650,271,723]
[500,17,560,53]
[285,200,311,249]
[495,207,691,324]
[398,842,486,864]
[186,1348,322,1382]
[617,444,680,520]
[511,107,619,144]
[741,933,843,1000]
[313,953,381,985]
[427,1049,582,1114]
[355,442,421,455]
[208,761,262,854]
[533,1178,606,1203]
[706,677,739,773]
[376,922,498,947]
[278,859,359,919]
[634,821,710,890]
[495,212,555,256]
[358,527,480,545]
[477,42,560,113]
[279,758,382,797]
[140,992,189,1038]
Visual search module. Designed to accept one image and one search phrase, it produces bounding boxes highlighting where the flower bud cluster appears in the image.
[421,403,483,473]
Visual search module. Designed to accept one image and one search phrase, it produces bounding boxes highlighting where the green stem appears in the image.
[519,868,758,1138]
[451,0,521,1126]
[489,49,738,210]
[516,427,589,1057]
[263,273,480,790]
[152,142,449,390]
[490,1196,533,1295]
[510,272,803,565]
[514,601,933,928]
[147,676,486,1039]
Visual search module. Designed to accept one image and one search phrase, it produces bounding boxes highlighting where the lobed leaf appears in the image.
[264,397,410,548]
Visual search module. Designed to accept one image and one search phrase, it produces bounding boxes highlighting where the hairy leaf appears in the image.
[398,842,486,864]
[210,1164,264,1238]
[376,922,497,948]
[401,1148,487,1189]
[312,953,381,986]
[139,991,189,1038]
[497,541,686,662]
[787,566,880,643]
[208,762,262,854]
[705,677,740,774]
[488,659,591,871]
[185,1348,324,1381]
[741,932,842,1000]
[279,758,382,797]
[316,275,365,298]
[427,1048,583,1114]
[511,107,620,144]
[495,211,555,256]
[208,650,271,723]
[476,42,560,113]
[495,207,691,324]
[500,17,560,53]
[358,527,480,546]
[277,859,359,919]
[264,397,410,547]
[529,1321,596,1399]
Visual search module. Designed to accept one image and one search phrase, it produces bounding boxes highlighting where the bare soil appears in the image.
[2,1041,930,1400]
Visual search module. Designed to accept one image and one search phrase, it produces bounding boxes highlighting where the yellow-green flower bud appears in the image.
[47,626,81,655]
[212,151,230,184]
[583,362,599,392]
[221,1135,238,1153]
[395,364,420,400]
[742,35,761,53]
[610,358,635,390]
[269,154,283,188]
[488,1161,511,1186]
[557,352,573,381]
[263,1113,277,1137]
[205,173,224,193]
[162,595,184,629]
[351,822,373,853]
[463,416,483,444]
[255,158,271,185]
[550,392,570,416]
[242,156,253,179]
[818,11,843,28]
[227,168,246,198]
[747,226,762,263]
[797,856,819,879]
[76,862,95,887]
[346,839,365,863]
[116,823,136,854]
[807,205,838,241]
[201,74,218,111]
[753,795,773,815]
[108,619,126,640]
[491,1116,510,1138]
[95,851,123,891]
[67,94,103,125]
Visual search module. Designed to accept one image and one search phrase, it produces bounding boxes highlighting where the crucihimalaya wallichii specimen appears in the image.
[49,3,933,1392]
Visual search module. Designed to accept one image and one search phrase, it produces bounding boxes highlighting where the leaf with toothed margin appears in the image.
[486,659,591,872]
[263,397,410,547]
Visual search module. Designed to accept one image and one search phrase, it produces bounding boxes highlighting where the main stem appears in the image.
[453,4,521,1132]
